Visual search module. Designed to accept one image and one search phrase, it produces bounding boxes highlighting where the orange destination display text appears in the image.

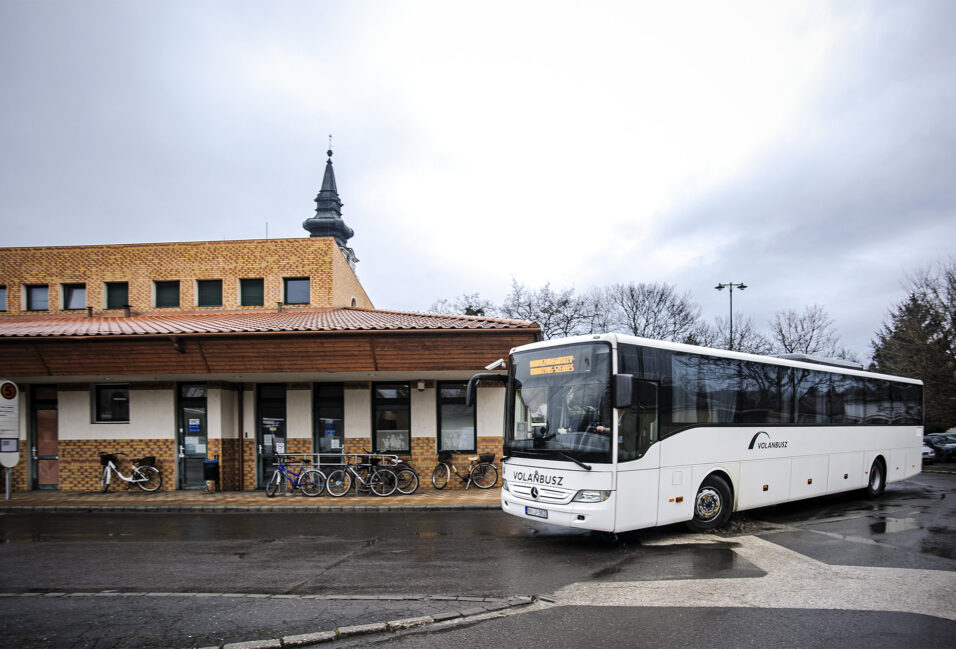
[529,355,576,375]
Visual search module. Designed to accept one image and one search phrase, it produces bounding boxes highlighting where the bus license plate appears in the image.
[526,506,548,519]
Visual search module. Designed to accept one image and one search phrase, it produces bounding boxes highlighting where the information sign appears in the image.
[0,379,20,469]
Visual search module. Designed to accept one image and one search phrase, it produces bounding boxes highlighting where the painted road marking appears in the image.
[555,534,956,621]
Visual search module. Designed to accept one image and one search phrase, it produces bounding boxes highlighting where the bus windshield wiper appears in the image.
[509,448,591,470]
[557,451,592,471]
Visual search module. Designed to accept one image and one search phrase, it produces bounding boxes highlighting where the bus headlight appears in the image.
[572,490,611,503]
[502,479,510,493]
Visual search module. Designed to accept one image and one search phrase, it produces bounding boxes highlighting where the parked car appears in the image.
[924,434,956,462]
[922,443,936,464]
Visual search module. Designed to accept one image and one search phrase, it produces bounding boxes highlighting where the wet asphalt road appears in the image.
[0,472,953,648]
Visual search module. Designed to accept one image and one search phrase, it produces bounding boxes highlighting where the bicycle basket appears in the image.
[135,456,156,467]
[478,452,495,464]
[437,450,454,463]
[99,453,117,466]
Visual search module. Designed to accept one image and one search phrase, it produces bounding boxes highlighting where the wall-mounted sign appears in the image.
[0,379,20,469]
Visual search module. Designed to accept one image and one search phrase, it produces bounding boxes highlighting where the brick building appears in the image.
[0,150,539,492]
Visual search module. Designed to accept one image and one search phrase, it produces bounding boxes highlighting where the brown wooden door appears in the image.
[34,407,58,489]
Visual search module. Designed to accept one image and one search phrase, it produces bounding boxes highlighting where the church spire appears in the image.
[302,143,357,268]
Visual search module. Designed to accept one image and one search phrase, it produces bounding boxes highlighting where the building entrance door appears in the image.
[177,383,208,489]
[31,386,58,490]
[256,384,286,488]
[313,383,345,455]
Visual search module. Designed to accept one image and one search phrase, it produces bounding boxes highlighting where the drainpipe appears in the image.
[237,385,244,490]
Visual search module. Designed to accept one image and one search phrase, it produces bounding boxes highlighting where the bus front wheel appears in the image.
[865,459,886,497]
[687,474,733,532]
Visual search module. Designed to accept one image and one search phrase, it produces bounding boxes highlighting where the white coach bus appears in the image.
[468,334,923,533]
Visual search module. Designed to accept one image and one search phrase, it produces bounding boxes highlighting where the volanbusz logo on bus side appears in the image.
[748,431,788,450]
[511,469,564,486]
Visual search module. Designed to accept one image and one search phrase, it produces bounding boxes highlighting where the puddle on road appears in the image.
[869,517,923,534]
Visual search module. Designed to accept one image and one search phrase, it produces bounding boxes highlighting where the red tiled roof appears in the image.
[0,308,538,338]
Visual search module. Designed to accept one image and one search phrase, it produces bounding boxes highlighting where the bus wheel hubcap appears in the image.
[696,488,720,519]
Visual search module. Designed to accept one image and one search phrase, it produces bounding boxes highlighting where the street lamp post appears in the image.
[714,282,747,351]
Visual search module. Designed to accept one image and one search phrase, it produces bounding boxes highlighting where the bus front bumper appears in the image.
[501,489,617,532]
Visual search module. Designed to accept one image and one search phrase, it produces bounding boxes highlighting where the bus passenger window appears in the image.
[619,380,658,462]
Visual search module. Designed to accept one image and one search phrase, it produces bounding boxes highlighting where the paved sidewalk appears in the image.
[0,485,502,513]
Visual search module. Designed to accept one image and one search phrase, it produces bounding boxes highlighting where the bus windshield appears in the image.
[506,342,613,464]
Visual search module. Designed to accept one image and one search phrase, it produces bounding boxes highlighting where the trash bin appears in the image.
[203,458,220,492]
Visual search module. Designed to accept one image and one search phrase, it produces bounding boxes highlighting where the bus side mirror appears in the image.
[466,372,508,407]
[614,374,634,409]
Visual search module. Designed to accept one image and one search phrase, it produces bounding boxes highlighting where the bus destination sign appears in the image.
[529,355,575,376]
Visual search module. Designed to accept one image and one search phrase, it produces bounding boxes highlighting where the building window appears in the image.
[313,383,345,453]
[25,284,49,311]
[154,280,180,308]
[284,277,309,305]
[197,279,222,307]
[373,383,410,453]
[437,382,476,452]
[105,282,129,310]
[62,283,86,310]
[240,278,264,306]
[94,384,130,423]
[0,285,6,312]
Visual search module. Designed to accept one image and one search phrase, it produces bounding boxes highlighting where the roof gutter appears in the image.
[0,326,542,343]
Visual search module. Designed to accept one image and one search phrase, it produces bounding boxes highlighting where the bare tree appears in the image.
[583,286,616,335]
[605,282,701,342]
[429,293,498,317]
[770,304,854,360]
[500,280,591,339]
[710,314,774,355]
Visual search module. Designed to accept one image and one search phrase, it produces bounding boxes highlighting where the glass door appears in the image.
[313,383,345,454]
[31,386,58,490]
[257,384,286,488]
[178,383,208,489]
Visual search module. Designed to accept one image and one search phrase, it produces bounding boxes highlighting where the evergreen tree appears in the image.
[871,261,956,433]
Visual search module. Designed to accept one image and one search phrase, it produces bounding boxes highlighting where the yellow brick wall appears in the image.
[58,439,176,491]
[0,237,373,315]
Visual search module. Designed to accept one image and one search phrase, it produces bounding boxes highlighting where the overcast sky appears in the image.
[2,1,954,360]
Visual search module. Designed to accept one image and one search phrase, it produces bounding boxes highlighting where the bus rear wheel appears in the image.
[865,458,886,497]
[687,474,732,532]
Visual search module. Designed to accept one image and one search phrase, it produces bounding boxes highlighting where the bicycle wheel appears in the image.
[431,463,450,490]
[395,468,419,495]
[470,462,498,489]
[370,468,398,496]
[265,470,282,497]
[135,466,163,492]
[100,467,110,493]
[326,469,351,497]
[297,469,325,497]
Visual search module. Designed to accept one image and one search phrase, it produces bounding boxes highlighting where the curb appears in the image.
[0,591,537,648]
[195,595,538,649]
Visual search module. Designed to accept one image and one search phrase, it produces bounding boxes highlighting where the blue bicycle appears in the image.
[265,458,325,497]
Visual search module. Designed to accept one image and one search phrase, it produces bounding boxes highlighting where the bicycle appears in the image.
[265,457,325,497]
[326,454,398,497]
[431,451,498,490]
[384,456,420,495]
[99,452,163,492]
